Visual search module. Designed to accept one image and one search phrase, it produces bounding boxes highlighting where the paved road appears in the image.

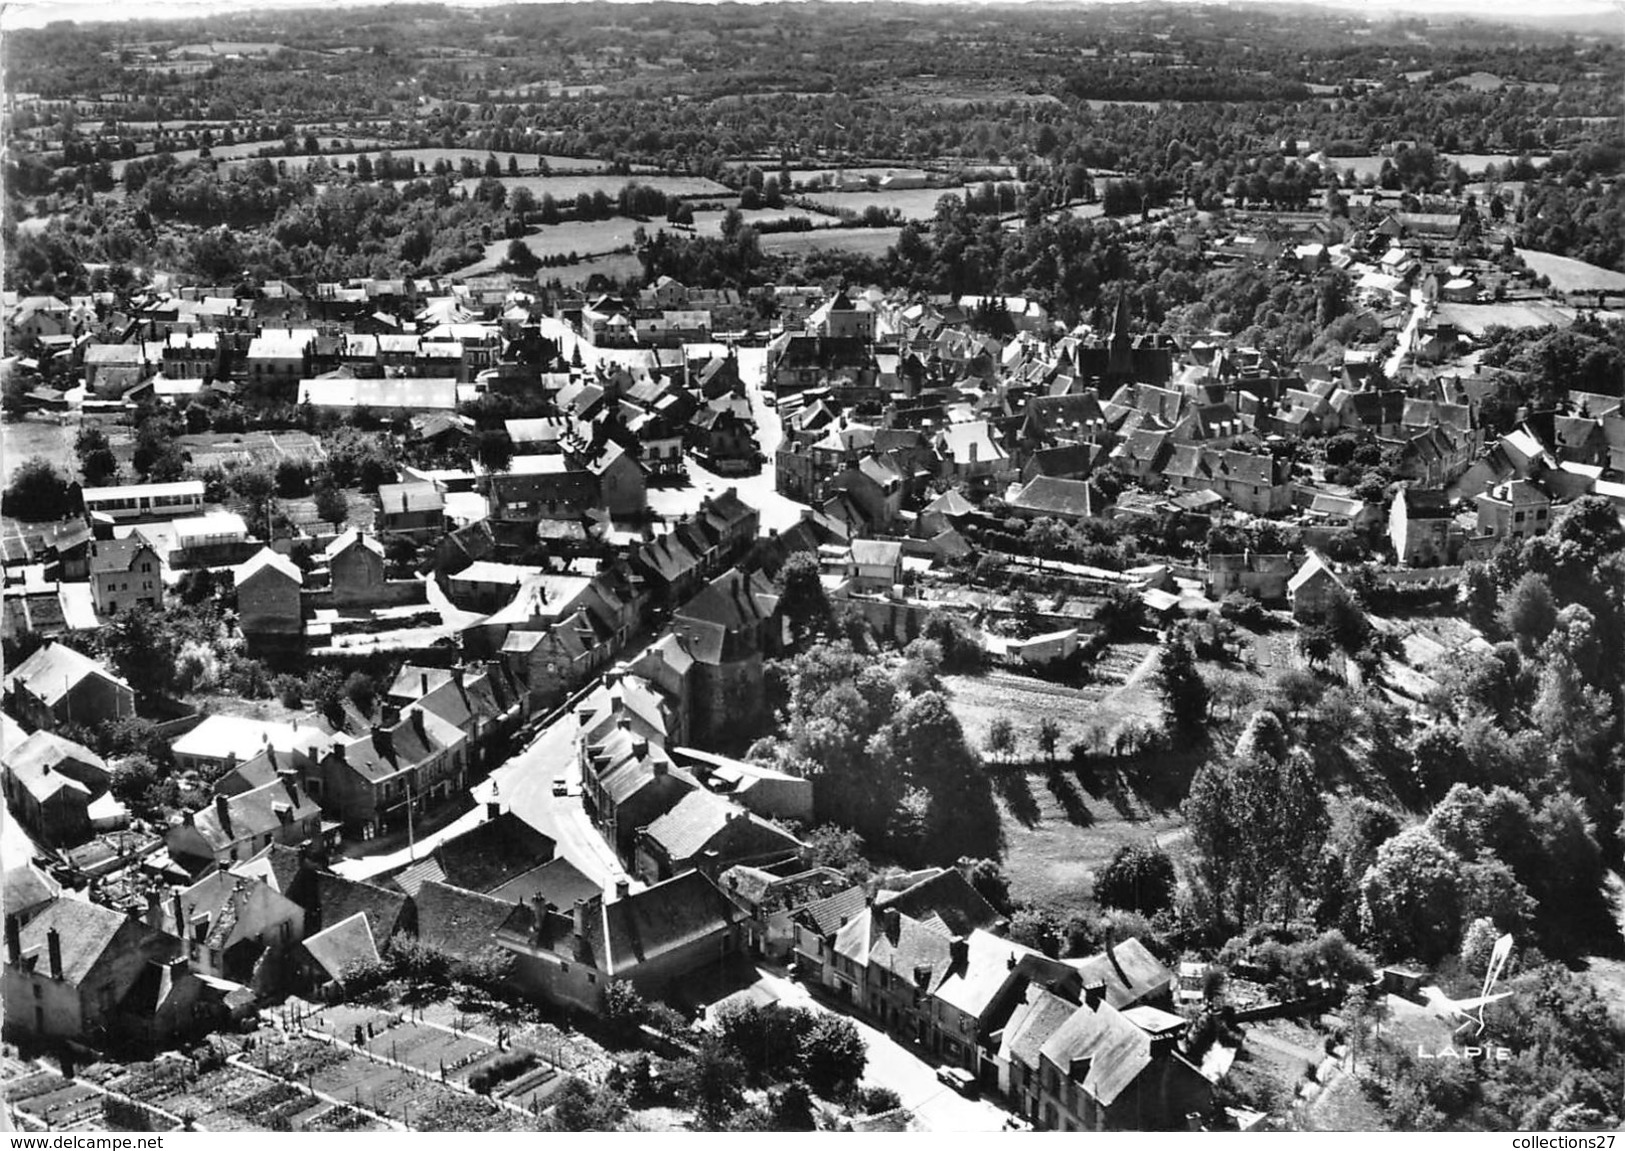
[746,970,1014,1132]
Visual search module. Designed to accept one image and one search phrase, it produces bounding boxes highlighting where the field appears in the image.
[758,227,903,257]
[455,173,729,201]
[2,414,78,485]
[803,186,967,222]
[1515,248,1625,293]
[110,138,385,178]
[943,652,1196,911]
[691,207,827,236]
[1326,152,1551,181]
[456,219,644,276]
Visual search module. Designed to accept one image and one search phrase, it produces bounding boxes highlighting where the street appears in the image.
[745,969,1016,1132]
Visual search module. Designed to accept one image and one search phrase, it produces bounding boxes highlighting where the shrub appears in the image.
[468,1049,536,1094]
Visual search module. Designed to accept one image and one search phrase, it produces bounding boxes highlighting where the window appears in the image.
[587,973,595,984]
[32,983,42,999]
[141,562,152,573]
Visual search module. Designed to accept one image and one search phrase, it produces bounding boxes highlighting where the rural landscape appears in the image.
[1,0,1623,1136]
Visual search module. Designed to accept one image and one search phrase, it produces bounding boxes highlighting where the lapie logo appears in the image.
[1415,933,1517,1065]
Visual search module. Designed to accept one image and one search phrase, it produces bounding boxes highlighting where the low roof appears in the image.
[303,912,379,982]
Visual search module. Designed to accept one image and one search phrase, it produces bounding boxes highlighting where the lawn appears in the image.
[1516,248,1625,293]
[3,414,79,486]
[456,173,730,200]
[943,660,1194,912]
[457,220,645,276]
[803,186,967,222]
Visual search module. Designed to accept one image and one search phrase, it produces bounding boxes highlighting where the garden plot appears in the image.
[5,1073,104,1129]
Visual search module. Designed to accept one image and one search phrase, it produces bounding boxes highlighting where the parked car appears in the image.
[935,1066,978,1096]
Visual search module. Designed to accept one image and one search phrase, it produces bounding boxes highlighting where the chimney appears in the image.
[47,928,62,979]
[1069,1055,1093,1082]
[614,878,630,901]
[421,672,429,698]
[1150,1033,1179,1061]
[652,757,667,778]
[412,708,427,741]
[487,794,502,821]
[5,915,19,965]
[949,936,968,966]
[632,736,649,759]
[882,906,900,936]
[572,898,589,938]
[1083,981,1106,1010]
[278,767,299,802]
[146,888,162,930]
[215,793,231,832]
[1007,952,1018,971]
[172,893,184,936]
[577,706,594,730]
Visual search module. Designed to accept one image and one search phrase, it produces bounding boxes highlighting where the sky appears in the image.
[0,0,1619,30]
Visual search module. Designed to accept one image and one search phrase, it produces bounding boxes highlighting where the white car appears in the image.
[935,1066,978,1096]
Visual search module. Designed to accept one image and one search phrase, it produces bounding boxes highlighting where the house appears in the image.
[2,742,92,846]
[165,774,324,875]
[376,482,446,539]
[170,714,327,778]
[633,789,804,883]
[493,870,748,1013]
[1389,486,1456,567]
[89,538,162,617]
[1474,479,1552,542]
[234,548,303,637]
[671,746,816,825]
[301,912,380,992]
[3,898,181,1047]
[2,730,110,797]
[386,809,555,898]
[790,885,870,984]
[1205,552,1293,603]
[315,707,469,840]
[847,539,904,593]
[1064,938,1175,1009]
[583,727,698,860]
[668,568,784,748]
[324,530,387,607]
[1287,548,1348,621]
[1008,477,1097,523]
[934,421,1011,490]
[1208,451,1292,515]
[719,865,855,963]
[155,869,305,988]
[4,642,135,730]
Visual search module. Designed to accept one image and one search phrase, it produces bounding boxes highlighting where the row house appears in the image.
[633,789,804,884]
[721,865,857,963]
[313,706,469,841]
[486,440,647,522]
[165,774,324,875]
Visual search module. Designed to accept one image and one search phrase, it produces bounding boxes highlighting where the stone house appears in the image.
[165,774,324,875]
[1388,486,1457,567]
[4,642,135,731]
[89,539,162,617]
[235,548,303,636]
[633,790,804,884]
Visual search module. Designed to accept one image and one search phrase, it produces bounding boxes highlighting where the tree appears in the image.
[798,1013,866,1098]
[1094,841,1177,915]
[3,456,75,521]
[958,857,1012,915]
[777,552,833,645]
[1155,628,1209,741]
[1007,907,1062,957]
[1035,716,1063,763]
[74,425,119,487]
[313,481,348,530]
[672,1037,746,1128]
[1498,572,1558,651]
[1360,827,1464,962]
[503,239,539,272]
[548,1077,628,1131]
[985,716,1016,765]
[98,607,178,699]
[802,824,869,880]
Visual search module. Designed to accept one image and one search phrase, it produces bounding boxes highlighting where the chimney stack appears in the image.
[215,793,231,831]
[46,928,62,979]
[632,737,649,759]
[882,906,900,936]
[614,878,630,901]
[1083,981,1106,1011]
[421,672,429,698]
[949,936,968,966]
[146,888,163,930]
[487,796,502,822]
[172,893,185,938]
[5,915,20,965]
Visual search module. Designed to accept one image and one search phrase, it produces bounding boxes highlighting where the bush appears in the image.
[468,1049,536,1094]
[854,1085,902,1114]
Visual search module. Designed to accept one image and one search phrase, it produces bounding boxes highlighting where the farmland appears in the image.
[803,185,970,222]
[1515,248,1625,293]
[454,173,730,201]
[758,227,904,258]
[1,414,78,486]
[456,219,642,277]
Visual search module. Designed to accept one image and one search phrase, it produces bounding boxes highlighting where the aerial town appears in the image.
[1,0,1622,1135]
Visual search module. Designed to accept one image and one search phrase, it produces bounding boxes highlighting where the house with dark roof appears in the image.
[1388,486,1458,567]
[582,726,698,859]
[89,538,162,617]
[152,868,305,989]
[3,739,94,846]
[494,870,747,1013]
[719,864,854,963]
[385,808,555,897]
[1064,938,1175,1009]
[166,773,323,875]
[633,790,804,883]
[668,568,785,748]
[4,897,183,1047]
[790,885,869,983]
[876,867,1007,938]
[413,880,523,971]
[375,481,446,539]
[315,705,469,840]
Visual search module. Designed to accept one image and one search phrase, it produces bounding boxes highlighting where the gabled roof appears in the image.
[394,812,554,896]
[89,538,156,575]
[875,867,1003,937]
[1001,985,1082,1069]
[303,912,380,982]
[322,529,385,562]
[1009,476,1095,520]
[182,775,320,853]
[489,855,601,907]
[559,870,745,975]
[3,730,109,789]
[932,928,1046,1020]
[235,547,302,586]
[1037,997,1156,1108]
[795,885,868,937]
[11,898,155,985]
[1288,548,1345,596]
[641,789,799,865]
[414,880,519,963]
[314,872,407,940]
[6,642,129,705]
[1064,938,1174,1009]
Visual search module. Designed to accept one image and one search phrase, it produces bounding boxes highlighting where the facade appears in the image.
[234,548,304,636]
[89,539,162,617]
[4,642,136,731]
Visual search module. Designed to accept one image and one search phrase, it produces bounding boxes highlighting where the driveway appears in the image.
[746,970,1014,1132]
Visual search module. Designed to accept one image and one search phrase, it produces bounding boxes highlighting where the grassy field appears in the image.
[944,655,1194,911]
[2,415,78,486]
[1327,152,1550,181]
[457,173,729,200]
[1516,248,1625,293]
[758,226,903,257]
[691,207,826,236]
[803,186,967,222]
[458,220,646,276]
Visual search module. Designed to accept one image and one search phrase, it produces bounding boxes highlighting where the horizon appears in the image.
[2,0,1621,32]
